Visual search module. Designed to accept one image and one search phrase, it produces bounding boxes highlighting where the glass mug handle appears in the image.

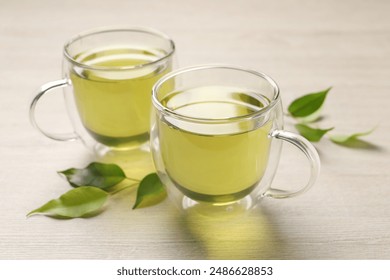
[264,129,320,199]
[29,79,78,141]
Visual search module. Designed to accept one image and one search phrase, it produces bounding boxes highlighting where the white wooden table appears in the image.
[1,0,389,259]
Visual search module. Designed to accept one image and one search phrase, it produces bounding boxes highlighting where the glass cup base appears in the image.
[181,195,254,218]
[92,140,151,158]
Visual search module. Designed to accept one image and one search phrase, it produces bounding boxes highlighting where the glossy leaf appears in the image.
[330,128,375,145]
[27,187,109,218]
[295,124,334,142]
[288,87,331,120]
[58,162,126,189]
[132,173,166,209]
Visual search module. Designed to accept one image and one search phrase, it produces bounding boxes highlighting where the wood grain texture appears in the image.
[0,0,389,259]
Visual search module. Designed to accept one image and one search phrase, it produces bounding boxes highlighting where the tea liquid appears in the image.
[71,47,171,148]
[158,86,272,203]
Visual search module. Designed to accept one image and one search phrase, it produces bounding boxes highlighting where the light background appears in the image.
[0,0,389,259]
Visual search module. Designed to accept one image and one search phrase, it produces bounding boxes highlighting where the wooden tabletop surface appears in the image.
[1,0,389,259]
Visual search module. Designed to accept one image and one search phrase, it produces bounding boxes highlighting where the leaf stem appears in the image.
[125,176,141,182]
[110,183,139,195]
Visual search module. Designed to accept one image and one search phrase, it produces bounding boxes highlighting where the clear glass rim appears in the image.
[63,26,175,71]
[152,64,280,123]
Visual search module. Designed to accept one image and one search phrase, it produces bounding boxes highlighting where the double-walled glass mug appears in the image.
[151,65,320,213]
[30,27,175,155]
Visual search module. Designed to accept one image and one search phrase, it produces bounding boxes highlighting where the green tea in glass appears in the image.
[151,65,320,213]
[30,27,175,155]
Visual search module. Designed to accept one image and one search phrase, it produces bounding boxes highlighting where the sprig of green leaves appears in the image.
[329,128,376,145]
[58,162,127,189]
[329,128,378,148]
[294,124,334,142]
[288,87,375,144]
[288,87,331,122]
[27,187,109,218]
[27,162,166,219]
[132,173,166,209]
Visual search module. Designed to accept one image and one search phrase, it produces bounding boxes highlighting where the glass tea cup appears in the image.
[150,65,320,213]
[30,27,175,155]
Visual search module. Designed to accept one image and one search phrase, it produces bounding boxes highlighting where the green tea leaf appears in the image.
[58,162,126,189]
[27,187,109,218]
[288,87,331,120]
[330,128,376,145]
[295,124,334,142]
[133,173,166,209]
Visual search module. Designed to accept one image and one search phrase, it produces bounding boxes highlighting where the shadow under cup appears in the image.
[151,65,320,213]
[30,27,175,155]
